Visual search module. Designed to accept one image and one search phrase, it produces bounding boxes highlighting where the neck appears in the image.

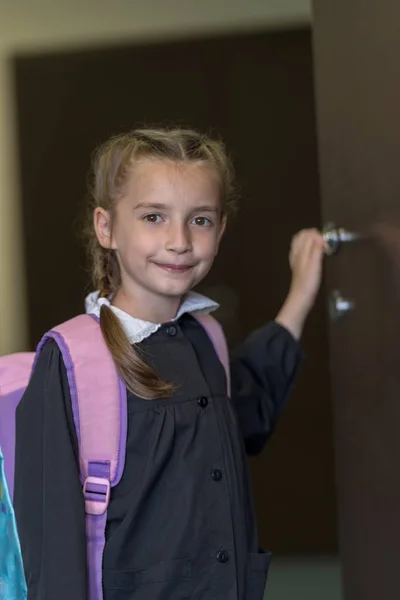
[111,287,183,324]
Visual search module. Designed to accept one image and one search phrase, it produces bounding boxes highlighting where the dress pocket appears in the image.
[103,557,191,600]
[246,550,272,599]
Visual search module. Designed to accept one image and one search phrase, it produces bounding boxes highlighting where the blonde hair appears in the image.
[86,127,237,399]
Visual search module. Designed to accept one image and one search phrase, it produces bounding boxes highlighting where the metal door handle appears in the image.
[322,222,360,256]
[329,290,355,321]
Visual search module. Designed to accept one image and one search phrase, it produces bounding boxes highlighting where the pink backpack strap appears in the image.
[0,353,35,499]
[194,313,231,397]
[36,314,127,600]
[0,353,34,397]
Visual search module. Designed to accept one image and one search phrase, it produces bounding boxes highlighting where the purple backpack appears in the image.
[0,313,230,600]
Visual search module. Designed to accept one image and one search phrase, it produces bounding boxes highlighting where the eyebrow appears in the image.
[134,203,168,210]
[135,202,218,213]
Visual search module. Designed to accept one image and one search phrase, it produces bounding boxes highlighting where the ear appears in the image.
[215,215,227,254]
[94,208,116,250]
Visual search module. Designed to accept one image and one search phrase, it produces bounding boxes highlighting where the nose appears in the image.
[165,221,192,254]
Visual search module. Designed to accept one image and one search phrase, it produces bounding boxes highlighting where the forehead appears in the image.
[126,159,221,207]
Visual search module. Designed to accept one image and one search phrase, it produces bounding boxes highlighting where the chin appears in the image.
[157,283,194,297]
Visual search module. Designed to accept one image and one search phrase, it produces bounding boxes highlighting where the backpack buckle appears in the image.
[83,476,111,515]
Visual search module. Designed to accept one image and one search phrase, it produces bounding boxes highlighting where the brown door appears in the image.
[313,1,400,598]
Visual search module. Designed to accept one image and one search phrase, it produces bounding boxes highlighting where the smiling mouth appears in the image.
[153,263,195,274]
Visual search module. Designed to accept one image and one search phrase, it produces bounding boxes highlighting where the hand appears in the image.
[289,228,326,310]
[275,228,326,340]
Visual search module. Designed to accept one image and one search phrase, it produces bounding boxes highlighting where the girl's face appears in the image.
[95,159,226,310]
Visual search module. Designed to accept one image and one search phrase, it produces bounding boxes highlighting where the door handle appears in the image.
[322,222,360,256]
[329,290,355,321]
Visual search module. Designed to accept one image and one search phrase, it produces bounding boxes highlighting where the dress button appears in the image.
[167,325,177,336]
[216,550,229,563]
[211,469,222,481]
[197,396,208,408]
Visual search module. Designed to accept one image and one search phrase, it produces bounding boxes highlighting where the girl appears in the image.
[14,128,325,600]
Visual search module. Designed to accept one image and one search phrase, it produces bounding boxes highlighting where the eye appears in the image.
[143,214,163,224]
[191,216,212,227]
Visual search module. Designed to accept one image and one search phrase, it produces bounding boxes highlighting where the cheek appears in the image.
[112,226,130,253]
[110,213,129,250]
[196,231,220,258]
[118,225,160,258]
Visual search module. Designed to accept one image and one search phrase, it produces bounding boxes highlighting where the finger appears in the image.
[305,230,326,251]
[290,229,325,263]
[293,229,322,248]
[290,233,315,267]
[309,237,326,264]
[291,229,309,253]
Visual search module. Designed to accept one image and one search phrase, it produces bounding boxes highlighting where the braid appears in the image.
[85,126,237,399]
[98,249,120,298]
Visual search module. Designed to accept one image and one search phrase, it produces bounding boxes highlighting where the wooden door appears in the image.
[313,1,400,597]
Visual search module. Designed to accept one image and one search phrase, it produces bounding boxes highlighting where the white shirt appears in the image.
[85,290,219,344]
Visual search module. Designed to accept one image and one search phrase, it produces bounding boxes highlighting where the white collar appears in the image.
[85,290,219,344]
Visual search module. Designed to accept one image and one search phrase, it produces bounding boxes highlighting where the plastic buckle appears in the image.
[83,476,111,515]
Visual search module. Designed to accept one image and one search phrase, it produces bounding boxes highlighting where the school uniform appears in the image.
[14,292,303,600]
